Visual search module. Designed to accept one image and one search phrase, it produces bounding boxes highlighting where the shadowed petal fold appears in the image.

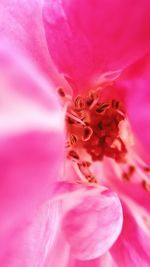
[116,54,150,162]
[0,0,54,75]
[62,188,123,260]
[0,48,65,264]
[43,0,150,93]
[111,203,150,267]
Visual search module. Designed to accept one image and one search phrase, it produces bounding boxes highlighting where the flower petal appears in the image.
[0,201,61,267]
[0,0,61,80]
[110,203,150,267]
[43,0,150,94]
[68,253,117,267]
[0,48,65,262]
[102,158,150,214]
[62,187,123,260]
[116,54,150,162]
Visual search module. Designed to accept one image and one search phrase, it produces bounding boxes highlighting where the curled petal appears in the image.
[111,203,150,267]
[0,48,65,262]
[62,187,123,260]
[0,0,59,80]
[68,253,117,267]
[0,201,61,267]
[43,0,150,94]
[117,54,150,163]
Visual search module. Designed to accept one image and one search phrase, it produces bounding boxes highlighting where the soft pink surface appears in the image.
[110,203,150,267]
[1,201,61,267]
[118,55,150,160]
[62,188,123,260]
[0,46,64,265]
[43,0,150,93]
[0,0,51,75]
[1,0,150,266]
[103,159,150,214]
[68,253,117,267]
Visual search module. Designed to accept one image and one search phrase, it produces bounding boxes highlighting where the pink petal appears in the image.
[43,0,150,94]
[1,201,61,267]
[116,54,150,162]
[68,253,117,267]
[110,203,150,267]
[103,159,150,214]
[0,46,64,133]
[62,187,123,260]
[0,48,65,262]
[0,0,49,75]
[0,0,67,88]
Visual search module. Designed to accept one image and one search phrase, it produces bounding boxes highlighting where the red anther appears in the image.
[112,99,119,109]
[58,87,65,97]
[74,96,86,111]
[122,172,130,181]
[66,93,126,164]
[143,167,150,173]
[69,150,79,160]
[66,116,75,124]
[128,165,135,176]
[142,180,150,192]
[81,161,91,167]
[86,174,97,183]
[82,126,93,141]
[70,135,78,145]
[86,97,94,106]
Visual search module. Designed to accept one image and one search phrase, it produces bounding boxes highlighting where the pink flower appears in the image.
[1,0,150,266]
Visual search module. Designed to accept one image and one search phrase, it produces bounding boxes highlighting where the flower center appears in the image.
[58,87,129,183]
[66,92,126,162]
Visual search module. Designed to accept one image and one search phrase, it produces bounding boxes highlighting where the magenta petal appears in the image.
[68,253,117,267]
[0,0,56,77]
[0,120,64,263]
[118,55,150,160]
[0,201,61,267]
[43,0,150,93]
[111,203,150,267]
[0,49,65,262]
[62,188,123,260]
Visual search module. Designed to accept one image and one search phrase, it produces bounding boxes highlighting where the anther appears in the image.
[112,99,119,109]
[128,165,135,176]
[143,167,150,173]
[122,172,130,181]
[68,150,79,160]
[82,126,93,141]
[70,134,78,145]
[81,161,91,167]
[122,165,135,180]
[86,174,97,183]
[74,96,86,111]
[142,180,150,193]
[96,103,110,113]
[57,87,65,97]
[66,116,75,124]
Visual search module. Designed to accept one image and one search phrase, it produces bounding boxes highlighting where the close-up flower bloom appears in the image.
[0,0,150,266]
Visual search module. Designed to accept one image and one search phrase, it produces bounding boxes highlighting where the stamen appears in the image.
[143,167,150,173]
[58,87,65,98]
[66,112,85,126]
[65,89,127,183]
[82,126,93,141]
[74,96,86,111]
[142,180,150,193]
[112,99,119,109]
[68,150,79,161]
[70,134,78,145]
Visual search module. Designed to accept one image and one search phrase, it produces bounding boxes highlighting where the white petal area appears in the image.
[0,45,64,136]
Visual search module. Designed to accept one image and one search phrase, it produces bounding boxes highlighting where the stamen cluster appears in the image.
[66,90,127,163]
